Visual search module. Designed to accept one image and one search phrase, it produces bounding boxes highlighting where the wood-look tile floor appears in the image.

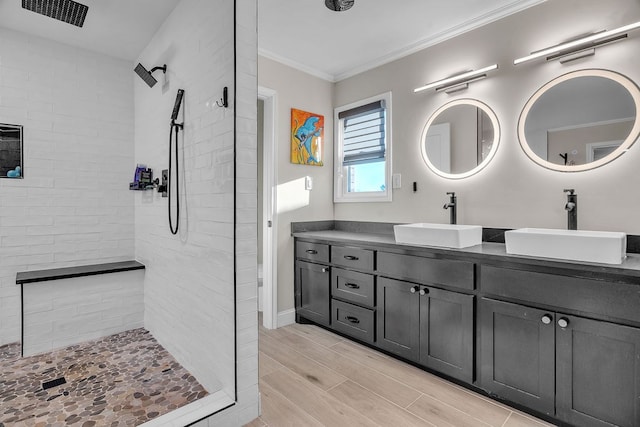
[245,319,556,427]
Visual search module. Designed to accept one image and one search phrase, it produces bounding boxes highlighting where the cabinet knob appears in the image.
[410,286,419,293]
[321,267,329,273]
[557,318,569,328]
[419,288,428,296]
[541,314,552,325]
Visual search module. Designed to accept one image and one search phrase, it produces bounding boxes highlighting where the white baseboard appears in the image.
[277,309,296,328]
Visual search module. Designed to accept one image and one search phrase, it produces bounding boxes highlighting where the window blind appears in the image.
[340,100,386,166]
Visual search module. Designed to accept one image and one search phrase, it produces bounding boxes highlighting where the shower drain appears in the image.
[42,376,66,391]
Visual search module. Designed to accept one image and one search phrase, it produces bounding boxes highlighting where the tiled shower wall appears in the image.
[0,28,135,346]
[135,3,258,423]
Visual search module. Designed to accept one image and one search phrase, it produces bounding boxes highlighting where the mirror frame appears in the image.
[0,123,24,179]
[517,69,640,172]
[420,98,501,179]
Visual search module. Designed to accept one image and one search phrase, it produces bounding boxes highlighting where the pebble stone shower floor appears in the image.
[0,328,208,426]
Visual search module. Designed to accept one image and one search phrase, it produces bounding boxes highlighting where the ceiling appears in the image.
[258,0,546,82]
[0,0,545,78]
[0,0,181,61]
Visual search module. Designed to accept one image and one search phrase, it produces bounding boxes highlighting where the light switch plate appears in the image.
[305,176,313,190]
[392,173,402,189]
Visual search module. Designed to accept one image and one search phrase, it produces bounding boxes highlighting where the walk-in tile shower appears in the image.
[0,0,252,424]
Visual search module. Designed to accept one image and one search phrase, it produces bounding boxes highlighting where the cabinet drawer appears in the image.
[331,299,375,344]
[296,241,329,263]
[331,246,374,271]
[378,252,474,291]
[332,268,375,308]
[481,265,640,324]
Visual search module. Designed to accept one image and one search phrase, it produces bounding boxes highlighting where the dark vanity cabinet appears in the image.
[295,261,330,326]
[481,266,640,427]
[479,298,555,415]
[293,233,640,426]
[295,239,475,383]
[555,314,640,427]
[331,267,376,343]
[295,242,331,326]
[377,277,474,382]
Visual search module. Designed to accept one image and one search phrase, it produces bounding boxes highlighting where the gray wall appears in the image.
[259,0,640,315]
[334,0,640,232]
[258,56,334,315]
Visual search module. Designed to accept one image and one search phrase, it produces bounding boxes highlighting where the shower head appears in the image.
[134,63,167,88]
[22,0,89,27]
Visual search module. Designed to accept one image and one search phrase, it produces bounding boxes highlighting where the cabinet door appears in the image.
[479,298,555,416]
[419,287,473,383]
[556,315,640,427]
[295,261,330,326]
[377,277,420,361]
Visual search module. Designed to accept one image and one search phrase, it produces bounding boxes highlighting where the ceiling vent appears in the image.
[325,0,354,12]
[22,0,89,28]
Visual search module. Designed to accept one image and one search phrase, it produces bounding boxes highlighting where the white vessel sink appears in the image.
[505,228,627,265]
[394,223,483,249]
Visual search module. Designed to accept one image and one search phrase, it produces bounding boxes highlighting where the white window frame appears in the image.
[334,92,392,203]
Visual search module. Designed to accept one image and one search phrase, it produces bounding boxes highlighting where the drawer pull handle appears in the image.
[419,288,428,296]
[344,255,359,261]
[344,283,360,289]
[345,316,360,324]
[557,318,569,328]
[410,286,419,293]
[305,249,318,254]
[541,314,553,325]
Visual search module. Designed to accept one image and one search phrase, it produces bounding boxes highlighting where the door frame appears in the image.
[258,86,278,329]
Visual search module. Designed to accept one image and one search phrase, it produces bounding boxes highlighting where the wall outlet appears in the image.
[392,173,402,189]
[305,176,313,190]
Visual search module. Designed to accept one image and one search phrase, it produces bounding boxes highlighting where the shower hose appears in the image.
[168,123,180,235]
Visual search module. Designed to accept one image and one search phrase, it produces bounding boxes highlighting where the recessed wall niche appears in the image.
[0,123,23,178]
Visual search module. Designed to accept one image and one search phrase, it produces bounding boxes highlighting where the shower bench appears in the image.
[15,261,145,357]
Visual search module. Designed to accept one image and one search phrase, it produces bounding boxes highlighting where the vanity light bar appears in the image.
[514,21,640,65]
[413,64,499,94]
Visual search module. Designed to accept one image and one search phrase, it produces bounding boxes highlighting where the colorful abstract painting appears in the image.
[291,108,324,166]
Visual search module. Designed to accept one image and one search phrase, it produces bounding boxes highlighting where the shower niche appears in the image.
[0,123,23,178]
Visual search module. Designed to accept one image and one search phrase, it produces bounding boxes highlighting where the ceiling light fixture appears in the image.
[413,64,499,94]
[325,0,354,12]
[514,21,640,65]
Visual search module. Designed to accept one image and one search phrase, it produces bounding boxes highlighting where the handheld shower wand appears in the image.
[168,89,185,235]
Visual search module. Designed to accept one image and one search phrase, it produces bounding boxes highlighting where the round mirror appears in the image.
[421,99,500,179]
[518,69,640,172]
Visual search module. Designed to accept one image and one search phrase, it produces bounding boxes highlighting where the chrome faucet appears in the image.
[564,189,577,230]
[443,192,457,225]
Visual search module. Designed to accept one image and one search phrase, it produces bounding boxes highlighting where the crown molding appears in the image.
[260,0,546,83]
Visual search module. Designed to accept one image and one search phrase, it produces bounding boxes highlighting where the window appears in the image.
[334,92,392,202]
